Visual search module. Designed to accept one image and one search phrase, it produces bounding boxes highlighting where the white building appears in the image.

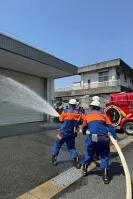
[0,33,77,126]
[55,59,133,103]
[78,59,133,90]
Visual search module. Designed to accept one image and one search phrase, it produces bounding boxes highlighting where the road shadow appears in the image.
[57,159,73,165]
[90,162,125,183]
[57,154,84,166]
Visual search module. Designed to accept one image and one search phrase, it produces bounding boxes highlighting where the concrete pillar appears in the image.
[47,78,54,122]
[47,78,54,105]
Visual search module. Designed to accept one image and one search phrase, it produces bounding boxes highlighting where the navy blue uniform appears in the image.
[52,107,84,158]
[82,110,118,168]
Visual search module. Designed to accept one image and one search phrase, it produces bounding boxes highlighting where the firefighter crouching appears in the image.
[52,99,85,169]
[82,99,118,184]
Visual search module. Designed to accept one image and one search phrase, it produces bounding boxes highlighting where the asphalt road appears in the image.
[0,127,84,199]
[53,143,133,199]
[0,126,129,199]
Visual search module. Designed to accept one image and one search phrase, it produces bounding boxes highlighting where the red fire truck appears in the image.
[105,92,133,135]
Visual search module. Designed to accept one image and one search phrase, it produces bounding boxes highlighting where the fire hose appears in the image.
[79,130,132,198]
[104,105,126,126]
[109,135,132,199]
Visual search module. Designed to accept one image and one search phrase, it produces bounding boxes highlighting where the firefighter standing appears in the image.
[92,96,104,161]
[82,99,118,184]
[92,96,104,112]
[52,99,84,169]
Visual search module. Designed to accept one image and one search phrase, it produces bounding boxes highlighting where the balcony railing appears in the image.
[55,80,121,92]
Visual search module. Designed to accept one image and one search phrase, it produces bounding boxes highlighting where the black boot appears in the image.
[82,164,88,176]
[74,156,81,169]
[52,155,57,166]
[102,168,109,184]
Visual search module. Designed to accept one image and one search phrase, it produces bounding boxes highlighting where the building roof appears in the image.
[0,32,77,78]
[78,58,133,75]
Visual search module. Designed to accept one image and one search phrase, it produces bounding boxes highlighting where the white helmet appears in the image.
[92,96,100,101]
[69,99,77,105]
[90,100,100,107]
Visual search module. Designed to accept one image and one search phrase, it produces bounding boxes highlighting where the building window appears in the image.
[88,79,91,84]
[99,70,109,82]
[124,75,127,83]
[116,72,120,80]
[130,80,133,86]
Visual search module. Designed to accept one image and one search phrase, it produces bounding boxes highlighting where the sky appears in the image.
[0,0,133,88]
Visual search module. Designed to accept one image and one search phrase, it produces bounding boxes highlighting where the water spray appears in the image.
[0,76,59,117]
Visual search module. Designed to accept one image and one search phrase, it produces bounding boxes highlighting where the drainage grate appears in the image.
[51,167,82,188]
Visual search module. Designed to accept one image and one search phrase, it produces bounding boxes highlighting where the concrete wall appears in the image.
[55,85,122,99]
[55,91,114,108]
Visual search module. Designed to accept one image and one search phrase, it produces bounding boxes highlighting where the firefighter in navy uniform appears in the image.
[92,96,104,161]
[82,99,118,184]
[52,99,84,169]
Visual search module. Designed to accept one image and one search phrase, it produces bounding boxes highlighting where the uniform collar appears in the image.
[68,106,75,111]
[88,110,102,114]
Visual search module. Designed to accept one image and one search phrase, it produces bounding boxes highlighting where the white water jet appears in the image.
[0,76,59,117]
